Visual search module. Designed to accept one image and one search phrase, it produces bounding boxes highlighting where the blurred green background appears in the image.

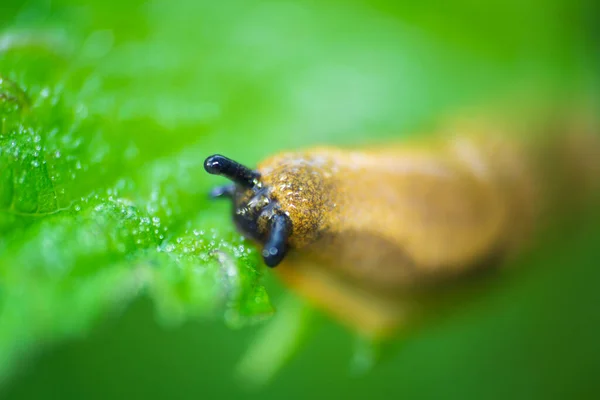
[1,0,599,399]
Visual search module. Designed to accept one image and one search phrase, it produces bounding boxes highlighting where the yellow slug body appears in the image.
[254,114,599,337]
[260,141,530,288]
[205,103,600,339]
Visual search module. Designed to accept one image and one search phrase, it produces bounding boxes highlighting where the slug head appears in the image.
[204,154,292,267]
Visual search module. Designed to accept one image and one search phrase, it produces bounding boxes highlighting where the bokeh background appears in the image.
[1,0,599,399]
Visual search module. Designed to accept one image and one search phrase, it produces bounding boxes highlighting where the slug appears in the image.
[204,106,600,338]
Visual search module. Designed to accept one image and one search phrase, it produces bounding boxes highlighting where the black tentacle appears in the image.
[262,213,292,267]
[204,154,260,188]
[208,184,236,199]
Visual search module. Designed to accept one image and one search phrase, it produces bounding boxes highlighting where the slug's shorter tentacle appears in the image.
[204,154,260,188]
[262,213,292,267]
[209,184,236,199]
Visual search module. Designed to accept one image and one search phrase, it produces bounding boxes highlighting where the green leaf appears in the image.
[0,2,275,381]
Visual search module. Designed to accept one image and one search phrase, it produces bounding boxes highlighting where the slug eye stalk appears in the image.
[204,154,260,188]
